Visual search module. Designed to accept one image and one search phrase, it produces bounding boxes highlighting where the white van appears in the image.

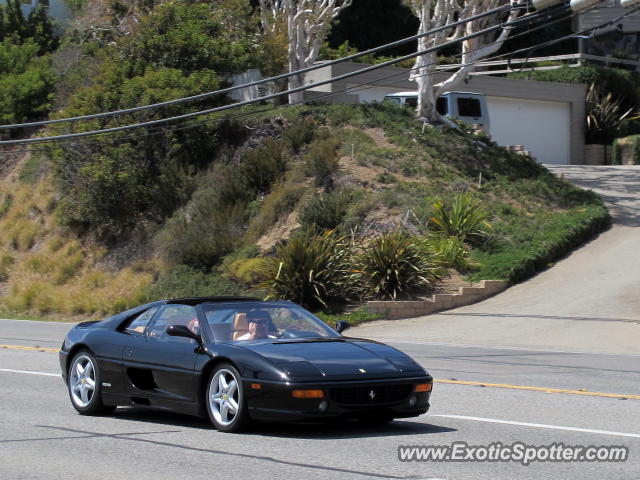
[384,91,490,132]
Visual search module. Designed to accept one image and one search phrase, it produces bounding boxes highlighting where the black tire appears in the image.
[67,350,115,415]
[205,363,249,432]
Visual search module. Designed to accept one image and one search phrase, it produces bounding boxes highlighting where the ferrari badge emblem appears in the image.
[368,390,376,400]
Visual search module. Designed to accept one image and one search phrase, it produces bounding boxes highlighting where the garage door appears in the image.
[486,96,571,165]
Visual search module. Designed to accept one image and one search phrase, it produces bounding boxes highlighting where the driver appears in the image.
[237,311,274,341]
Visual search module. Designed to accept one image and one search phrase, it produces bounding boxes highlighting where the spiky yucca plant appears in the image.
[585,82,635,145]
[429,193,491,241]
[256,229,356,310]
[357,231,436,300]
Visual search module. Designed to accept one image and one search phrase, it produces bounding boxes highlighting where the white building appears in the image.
[303,61,586,165]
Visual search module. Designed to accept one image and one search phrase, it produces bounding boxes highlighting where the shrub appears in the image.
[245,180,306,239]
[223,256,268,287]
[18,153,48,184]
[219,245,266,287]
[24,254,54,274]
[325,103,366,126]
[0,1,58,54]
[284,116,316,153]
[424,235,475,271]
[0,39,55,124]
[54,128,202,233]
[217,138,289,206]
[121,2,254,75]
[376,172,397,184]
[256,229,356,310]
[237,139,289,196]
[469,205,611,283]
[155,192,247,271]
[53,253,84,285]
[146,265,242,300]
[399,157,424,177]
[299,189,353,232]
[315,308,381,327]
[357,231,436,300]
[304,137,341,186]
[0,253,14,281]
[612,135,640,165]
[49,0,258,234]
[0,194,12,218]
[429,193,492,241]
[0,4,59,127]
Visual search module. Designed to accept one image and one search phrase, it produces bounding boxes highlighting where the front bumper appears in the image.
[243,375,432,423]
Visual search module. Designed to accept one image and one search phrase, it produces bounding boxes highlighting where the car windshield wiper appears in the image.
[272,338,345,344]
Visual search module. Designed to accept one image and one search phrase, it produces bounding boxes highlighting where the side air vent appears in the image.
[127,368,157,390]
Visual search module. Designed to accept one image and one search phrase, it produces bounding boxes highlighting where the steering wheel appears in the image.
[276,329,318,339]
[275,329,295,339]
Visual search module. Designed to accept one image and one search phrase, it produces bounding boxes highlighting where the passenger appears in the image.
[187,317,200,335]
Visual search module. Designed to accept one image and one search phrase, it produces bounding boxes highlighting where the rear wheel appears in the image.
[67,350,115,415]
[206,363,249,432]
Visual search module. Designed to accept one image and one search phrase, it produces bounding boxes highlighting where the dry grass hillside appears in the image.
[0,151,156,318]
[0,104,611,320]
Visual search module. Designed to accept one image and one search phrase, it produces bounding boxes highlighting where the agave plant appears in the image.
[429,193,491,242]
[586,82,635,145]
[357,230,437,300]
[256,229,357,310]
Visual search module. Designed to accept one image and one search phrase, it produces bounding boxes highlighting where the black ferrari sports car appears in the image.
[59,296,433,432]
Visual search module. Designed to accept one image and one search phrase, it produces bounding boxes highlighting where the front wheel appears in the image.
[206,363,249,432]
[67,350,114,415]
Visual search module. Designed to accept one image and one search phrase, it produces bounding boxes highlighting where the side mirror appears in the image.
[335,321,350,334]
[166,324,202,343]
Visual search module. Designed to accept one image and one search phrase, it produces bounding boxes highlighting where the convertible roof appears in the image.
[166,296,261,306]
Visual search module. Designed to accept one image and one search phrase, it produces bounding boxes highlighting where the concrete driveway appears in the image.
[351,165,640,354]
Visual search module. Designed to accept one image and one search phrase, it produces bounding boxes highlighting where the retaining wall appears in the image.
[365,280,508,319]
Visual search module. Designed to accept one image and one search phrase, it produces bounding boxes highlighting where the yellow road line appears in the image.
[434,379,640,400]
[0,344,58,353]
[1,343,638,399]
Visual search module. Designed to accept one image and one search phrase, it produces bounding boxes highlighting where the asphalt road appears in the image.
[1,165,639,479]
[1,319,639,480]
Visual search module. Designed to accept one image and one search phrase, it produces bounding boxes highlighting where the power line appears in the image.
[1,6,569,146]
[0,2,521,131]
[313,7,579,102]
[2,2,633,155]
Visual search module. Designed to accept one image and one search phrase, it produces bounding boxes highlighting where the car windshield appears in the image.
[200,302,340,343]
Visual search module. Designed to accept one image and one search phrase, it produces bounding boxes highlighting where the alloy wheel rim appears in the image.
[69,355,96,408]
[209,369,240,426]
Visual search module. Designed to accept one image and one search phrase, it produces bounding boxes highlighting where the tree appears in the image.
[405,0,518,122]
[0,1,58,124]
[50,2,258,234]
[0,39,55,124]
[258,0,352,104]
[0,0,58,54]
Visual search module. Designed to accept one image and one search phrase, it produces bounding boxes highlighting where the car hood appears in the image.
[236,338,426,381]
